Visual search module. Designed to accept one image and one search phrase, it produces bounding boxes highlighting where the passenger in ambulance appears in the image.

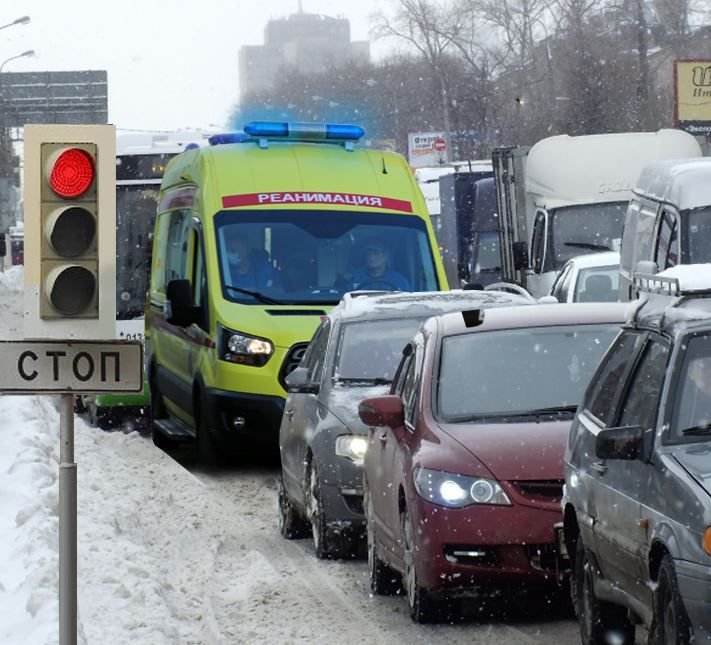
[351,237,411,292]
[225,233,281,291]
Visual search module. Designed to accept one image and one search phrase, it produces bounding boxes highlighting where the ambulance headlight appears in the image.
[218,323,274,366]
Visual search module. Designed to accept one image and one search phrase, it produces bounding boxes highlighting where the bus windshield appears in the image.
[214,210,439,304]
[551,202,627,269]
[116,185,160,319]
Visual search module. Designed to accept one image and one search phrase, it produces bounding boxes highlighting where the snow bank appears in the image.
[0,266,24,293]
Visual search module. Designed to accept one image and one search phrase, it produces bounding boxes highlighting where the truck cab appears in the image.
[494,130,702,299]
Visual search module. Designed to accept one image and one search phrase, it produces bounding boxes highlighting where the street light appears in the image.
[0,49,35,74]
[0,15,30,31]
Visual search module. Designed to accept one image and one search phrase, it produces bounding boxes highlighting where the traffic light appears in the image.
[24,124,116,340]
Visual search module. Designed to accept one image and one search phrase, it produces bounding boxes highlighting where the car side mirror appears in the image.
[358,395,404,429]
[595,425,643,461]
[513,241,528,271]
[165,279,201,327]
[285,366,319,394]
[635,260,658,276]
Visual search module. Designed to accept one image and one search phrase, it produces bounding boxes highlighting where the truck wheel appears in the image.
[277,475,309,539]
[575,539,635,645]
[655,554,691,645]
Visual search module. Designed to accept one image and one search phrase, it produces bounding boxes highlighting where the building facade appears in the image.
[239,12,369,99]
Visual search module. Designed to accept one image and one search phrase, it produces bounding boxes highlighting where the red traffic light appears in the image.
[49,148,95,198]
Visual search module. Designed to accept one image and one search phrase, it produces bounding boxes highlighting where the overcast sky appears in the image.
[7,1,388,134]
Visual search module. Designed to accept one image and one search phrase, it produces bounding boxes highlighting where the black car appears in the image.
[278,289,530,559]
[562,270,711,645]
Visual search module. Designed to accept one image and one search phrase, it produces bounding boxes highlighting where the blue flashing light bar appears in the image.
[208,132,250,146]
[244,121,365,142]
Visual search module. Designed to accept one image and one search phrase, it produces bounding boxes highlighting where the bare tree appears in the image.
[372,0,468,141]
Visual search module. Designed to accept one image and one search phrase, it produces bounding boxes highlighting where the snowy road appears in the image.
[162,446,582,645]
[0,266,641,644]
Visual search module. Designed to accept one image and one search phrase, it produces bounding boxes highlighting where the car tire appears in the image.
[655,554,692,645]
[88,401,115,431]
[364,481,401,595]
[402,507,442,624]
[149,371,173,450]
[74,395,87,414]
[306,462,341,559]
[195,398,217,465]
[575,539,635,645]
[277,475,310,539]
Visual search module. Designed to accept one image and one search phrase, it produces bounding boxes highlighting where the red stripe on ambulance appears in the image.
[221,192,413,213]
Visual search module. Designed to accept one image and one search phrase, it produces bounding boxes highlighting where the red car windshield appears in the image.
[437,324,619,422]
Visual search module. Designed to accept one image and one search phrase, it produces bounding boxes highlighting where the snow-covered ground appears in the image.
[0,266,591,644]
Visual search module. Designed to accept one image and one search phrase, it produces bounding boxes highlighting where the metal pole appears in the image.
[59,394,77,645]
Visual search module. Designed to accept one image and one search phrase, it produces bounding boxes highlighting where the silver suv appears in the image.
[562,271,711,645]
[277,289,529,559]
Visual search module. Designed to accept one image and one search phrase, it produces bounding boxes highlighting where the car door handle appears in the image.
[591,461,607,475]
[285,409,294,421]
[378,432,387,444]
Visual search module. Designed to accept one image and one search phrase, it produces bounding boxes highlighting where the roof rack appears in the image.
[632,272,681,297]
[631,270,711,330]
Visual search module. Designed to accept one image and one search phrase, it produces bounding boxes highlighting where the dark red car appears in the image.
[359,302,628,623]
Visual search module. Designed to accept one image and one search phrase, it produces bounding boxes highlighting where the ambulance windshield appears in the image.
[214,210,439,304]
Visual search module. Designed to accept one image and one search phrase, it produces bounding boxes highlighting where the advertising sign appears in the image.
[675,60,711,135]
[408,132,449,168]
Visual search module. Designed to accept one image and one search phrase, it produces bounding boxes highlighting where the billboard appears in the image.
[0,70,108,127]
[675,60,711,135]
[408,131,448,168]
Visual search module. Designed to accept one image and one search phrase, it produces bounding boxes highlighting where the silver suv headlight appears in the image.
[335,434,368,465]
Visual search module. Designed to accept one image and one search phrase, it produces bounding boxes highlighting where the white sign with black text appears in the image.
[0,340,143,393]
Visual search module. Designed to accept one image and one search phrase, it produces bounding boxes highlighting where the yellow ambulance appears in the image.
[146,122,447,461]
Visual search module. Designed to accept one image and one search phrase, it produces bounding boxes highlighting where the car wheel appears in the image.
[277,475,310,539]
[306,462,336,558]
[364,480,401,595]
[74,395,87,414]
[575,539,635,645]
[655,554,691,645]
[88,401,115,430]
[149,372,173,450]
[402,507,441,623]
[195,398,217,465]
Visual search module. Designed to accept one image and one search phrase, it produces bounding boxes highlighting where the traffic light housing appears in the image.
[24,124,116,340]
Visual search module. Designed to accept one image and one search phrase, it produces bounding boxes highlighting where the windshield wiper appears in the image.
[224,284,283,305]
[447,405,577,423]
[337,377,392,386]
[524,405,578,415]
[564,242,613,252]
[681,424,711,436]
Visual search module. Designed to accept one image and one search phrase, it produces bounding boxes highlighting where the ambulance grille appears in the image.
[279,343,309,389]
[265,309,326,316]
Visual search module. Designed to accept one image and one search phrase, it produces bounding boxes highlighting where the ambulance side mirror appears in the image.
[165,279,200,327]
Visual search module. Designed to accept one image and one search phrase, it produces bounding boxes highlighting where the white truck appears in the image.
[493,130,703,298]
